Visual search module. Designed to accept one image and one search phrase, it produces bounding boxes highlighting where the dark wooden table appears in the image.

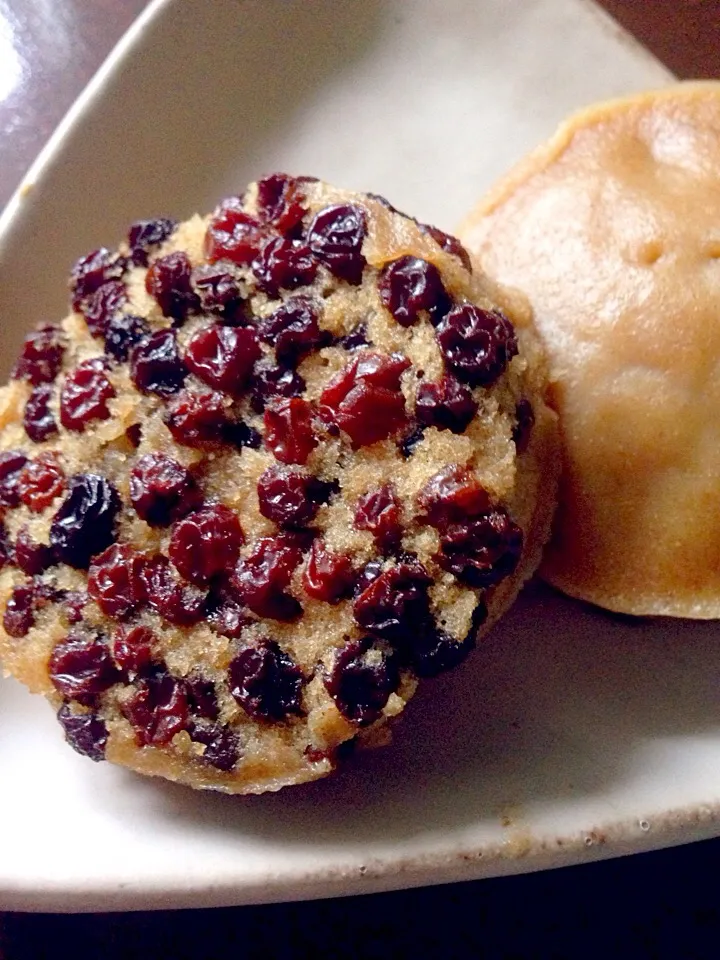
[1,2,720,957]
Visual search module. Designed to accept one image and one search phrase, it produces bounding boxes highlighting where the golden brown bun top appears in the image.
[459,82,720,617]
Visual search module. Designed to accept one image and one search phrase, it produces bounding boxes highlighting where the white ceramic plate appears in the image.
[0,0,704,914]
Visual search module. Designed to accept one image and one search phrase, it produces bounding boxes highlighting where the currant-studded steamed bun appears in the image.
[0,174,556,794]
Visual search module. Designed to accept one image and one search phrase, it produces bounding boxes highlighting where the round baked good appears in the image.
[0,174,556,793]
[459,82,720,619]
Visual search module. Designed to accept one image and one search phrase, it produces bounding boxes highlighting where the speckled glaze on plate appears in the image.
[0,0,695,913]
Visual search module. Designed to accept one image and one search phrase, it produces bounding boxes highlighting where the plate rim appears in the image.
[1,798,719,913]
[0,0,174,246]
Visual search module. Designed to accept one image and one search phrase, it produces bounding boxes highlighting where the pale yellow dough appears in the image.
[459,81,720,617]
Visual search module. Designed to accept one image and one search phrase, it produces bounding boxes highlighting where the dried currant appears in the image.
[335,323,370,350]
[207,585,250,639]
[70,248,125,310]
[378,256,450,327]
[437,510,523,587]
[258,296,326,366]
[122,668,189,746]
[0,450,28,509]
[307,204,367,284]
[57,704,108,761]
[354,484,402,552]
[13,325,65,385]
[61,590,88,624]
[410,603,486,678]
[205,197,268,265]
[191,264,246,320]
[0,523,11,569]
[264,396,317,465]
[129,453,200,526]
[419,223,473,272]
[184,323,260,394]
[352,561,432,646]
[415,375,478,433]
[81,279,127,337]
[48,633,119,705]
[231,534,304,621]
[336,323,369,351]
[319,351,410,447]
[255,173,307,233]
[252,236,318,296]
[130,329,187,397]
[104,313,149,362]
[112,624,155,676]
[185,675,220,720]
[257,465,330,528]
[321,350,410,407]
[399,424,424,459]
[250,364,305,413]
[49,473,120,569]
[189,720,240,772]
[224,419,262,450]
[145,251,199,321]
[18,453,65,512]
[128,217,177,266]
[60,359,115,431]
[228,638,304,720]
[436,304,518,387]
[23,384,58,443]
[3,582,41,637]
[87,543,147,619]
[164,388,229,447]
[513,398,535,453]
[169,503,244,585]
[302,539,354,604]
[355,558,384,595]
[141,555,208,625]
[417,466,490,530]
[411,627,474,678]
[325,638,398,724]
[15,527,54,575]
